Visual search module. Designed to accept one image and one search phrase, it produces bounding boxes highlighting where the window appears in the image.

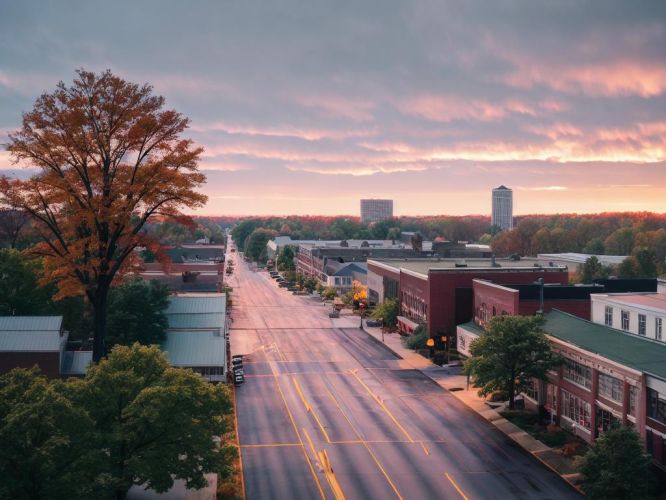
[563,358,592,390]
[598,373,623,403]
[562,390,592,429]
[656,318,663,341]
[629,385,638,417]
[647,388,666,424]
[525,378,539,402]
[638,314,646,336]
[604,306,613,326]
[621,310,630,331]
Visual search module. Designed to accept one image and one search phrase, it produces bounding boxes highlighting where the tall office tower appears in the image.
[360,199,393,224]
[491,185,513,230]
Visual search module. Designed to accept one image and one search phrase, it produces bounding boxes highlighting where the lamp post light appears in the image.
[426,337,435,358]
[359,303,366,329]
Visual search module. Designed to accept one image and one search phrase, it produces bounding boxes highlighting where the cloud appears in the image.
[517,185,568,191]
[285,163,428,176]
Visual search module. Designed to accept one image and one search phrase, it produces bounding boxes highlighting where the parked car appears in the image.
[278,282,290,288]
[328,310,340,318]
[366,319,382,327]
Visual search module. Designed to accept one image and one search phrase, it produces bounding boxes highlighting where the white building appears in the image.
[491,185,513,230]
[591,293,666,343]
[360,199,393,224]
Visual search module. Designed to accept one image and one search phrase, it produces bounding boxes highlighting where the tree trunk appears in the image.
[92,280,110,362]
[508,373,515,410]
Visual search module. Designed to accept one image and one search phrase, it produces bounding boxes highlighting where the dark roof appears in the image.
[544,310,666,380]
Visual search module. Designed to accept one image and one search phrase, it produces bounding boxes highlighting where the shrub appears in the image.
[403,324,428,350]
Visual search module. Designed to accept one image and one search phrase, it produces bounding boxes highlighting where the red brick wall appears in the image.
[473,281,520,326]
[0,352,61,378]
[518,299,590,319]
[428,269,568,336]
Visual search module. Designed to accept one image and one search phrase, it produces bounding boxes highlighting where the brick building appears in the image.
[367,258,569,337]
[457,311,666,468]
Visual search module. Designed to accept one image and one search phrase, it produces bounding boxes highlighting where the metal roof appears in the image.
[167,313,225,330]
[160,330,226,367]
[545,310,666,380]
[0,330,65,351]
[166,294,226,315]
[0,316,62,331]
[61,351,92,375]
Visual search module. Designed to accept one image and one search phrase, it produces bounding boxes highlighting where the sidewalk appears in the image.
[361,323,582,491]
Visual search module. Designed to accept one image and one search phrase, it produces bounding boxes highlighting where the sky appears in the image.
[1,0,665,216]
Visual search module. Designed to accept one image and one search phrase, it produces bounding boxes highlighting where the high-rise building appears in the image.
[491,185,513,230]
[360,199,393,224]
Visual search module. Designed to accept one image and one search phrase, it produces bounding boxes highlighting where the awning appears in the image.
[397,316,419,334]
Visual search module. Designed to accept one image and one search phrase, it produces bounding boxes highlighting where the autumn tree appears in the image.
[464,315,561,410]
[577,256,612,283]
[2,69,206,361]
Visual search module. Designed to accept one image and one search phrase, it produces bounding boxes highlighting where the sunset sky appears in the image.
[1,1,665,216]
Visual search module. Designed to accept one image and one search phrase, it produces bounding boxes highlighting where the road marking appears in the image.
[445,472,469,500]
[318,448,346,500]
[302,428,317,456]
[292,376,331,443]
[323,383,404,500]
[420,442,430,456]
[271,367,327,500]
[348,369,415,443]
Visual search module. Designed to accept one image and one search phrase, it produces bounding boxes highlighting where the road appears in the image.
[227,249,580,500]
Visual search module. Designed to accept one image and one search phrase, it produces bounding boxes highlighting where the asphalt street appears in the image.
[227,248,580,500]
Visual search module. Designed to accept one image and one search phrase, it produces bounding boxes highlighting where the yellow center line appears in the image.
[445,472,469,500]
[302,428,317,456]
[348,369,415,443]
[323,383,404,500]
[420,442,430,456]
[292,376,332,443]
[231,384,246,500]
[270,366,327,500]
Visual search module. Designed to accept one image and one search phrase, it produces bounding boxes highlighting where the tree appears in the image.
[604,227,635,255]
[579,425,655,499]
[106,278,169,348]
[352,280,367,303]
[2,70,206,362]
[244,228,276,263]
[277,245,296,271]
[230,219,259,250]
[0,368,101,499]
[322,286,337,300]
[464,315,561,410]
[371,298,399,330]
[0,249,54,315]
[632,247,658,277]
[410,231,423,251]
[69,343,235,500]
[0,207,30,249]
[577,256,611,283]
[618,257,639,278]
[582,237,605,255]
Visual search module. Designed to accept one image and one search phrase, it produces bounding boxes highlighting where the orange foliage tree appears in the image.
[1,70,207,361]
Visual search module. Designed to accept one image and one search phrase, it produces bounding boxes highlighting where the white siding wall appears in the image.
[591,296,665,342]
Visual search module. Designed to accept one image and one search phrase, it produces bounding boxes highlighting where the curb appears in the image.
[358,327,583,496]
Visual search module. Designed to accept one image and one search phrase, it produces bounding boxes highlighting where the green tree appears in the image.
[582,237,605,255]
[277,245,296,271]
[70,344,235,500]
[0,368,101,500]
[403,324,428,350]
[106,278,170,348]
[579,425,655,499]
[618,256,639,278]
[464,315,561,410]
[604,227,635,255]
[0,249,54,315]
[577,256,611,283]
[322,286,337,300]
[231,219,259,250]
[371,298,399,330]
[244,228,276,263]
[633,247,658,277]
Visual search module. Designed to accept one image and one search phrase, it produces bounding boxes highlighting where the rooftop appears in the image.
[537,253,627,265]
[0,316,66,352]
[161,330,226,367]
[167,293,226,315]
[369,258,568,277]
[591,292,666,313]
[61,351,92,376]
[544,309,666,380]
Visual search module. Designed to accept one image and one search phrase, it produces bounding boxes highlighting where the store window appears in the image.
[596,408,619,434]
[525,379,539,402]
[563,358,592,390]
[604,306,613,326]
[598,373,623,403]
[546,384,558,413]
[562,389,592,429]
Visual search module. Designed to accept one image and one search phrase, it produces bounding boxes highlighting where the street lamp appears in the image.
[359,303,366,329]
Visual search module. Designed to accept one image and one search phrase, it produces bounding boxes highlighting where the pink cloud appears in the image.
[190,121,377,141]
[291,94,376,121]
[398,94,507,122]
